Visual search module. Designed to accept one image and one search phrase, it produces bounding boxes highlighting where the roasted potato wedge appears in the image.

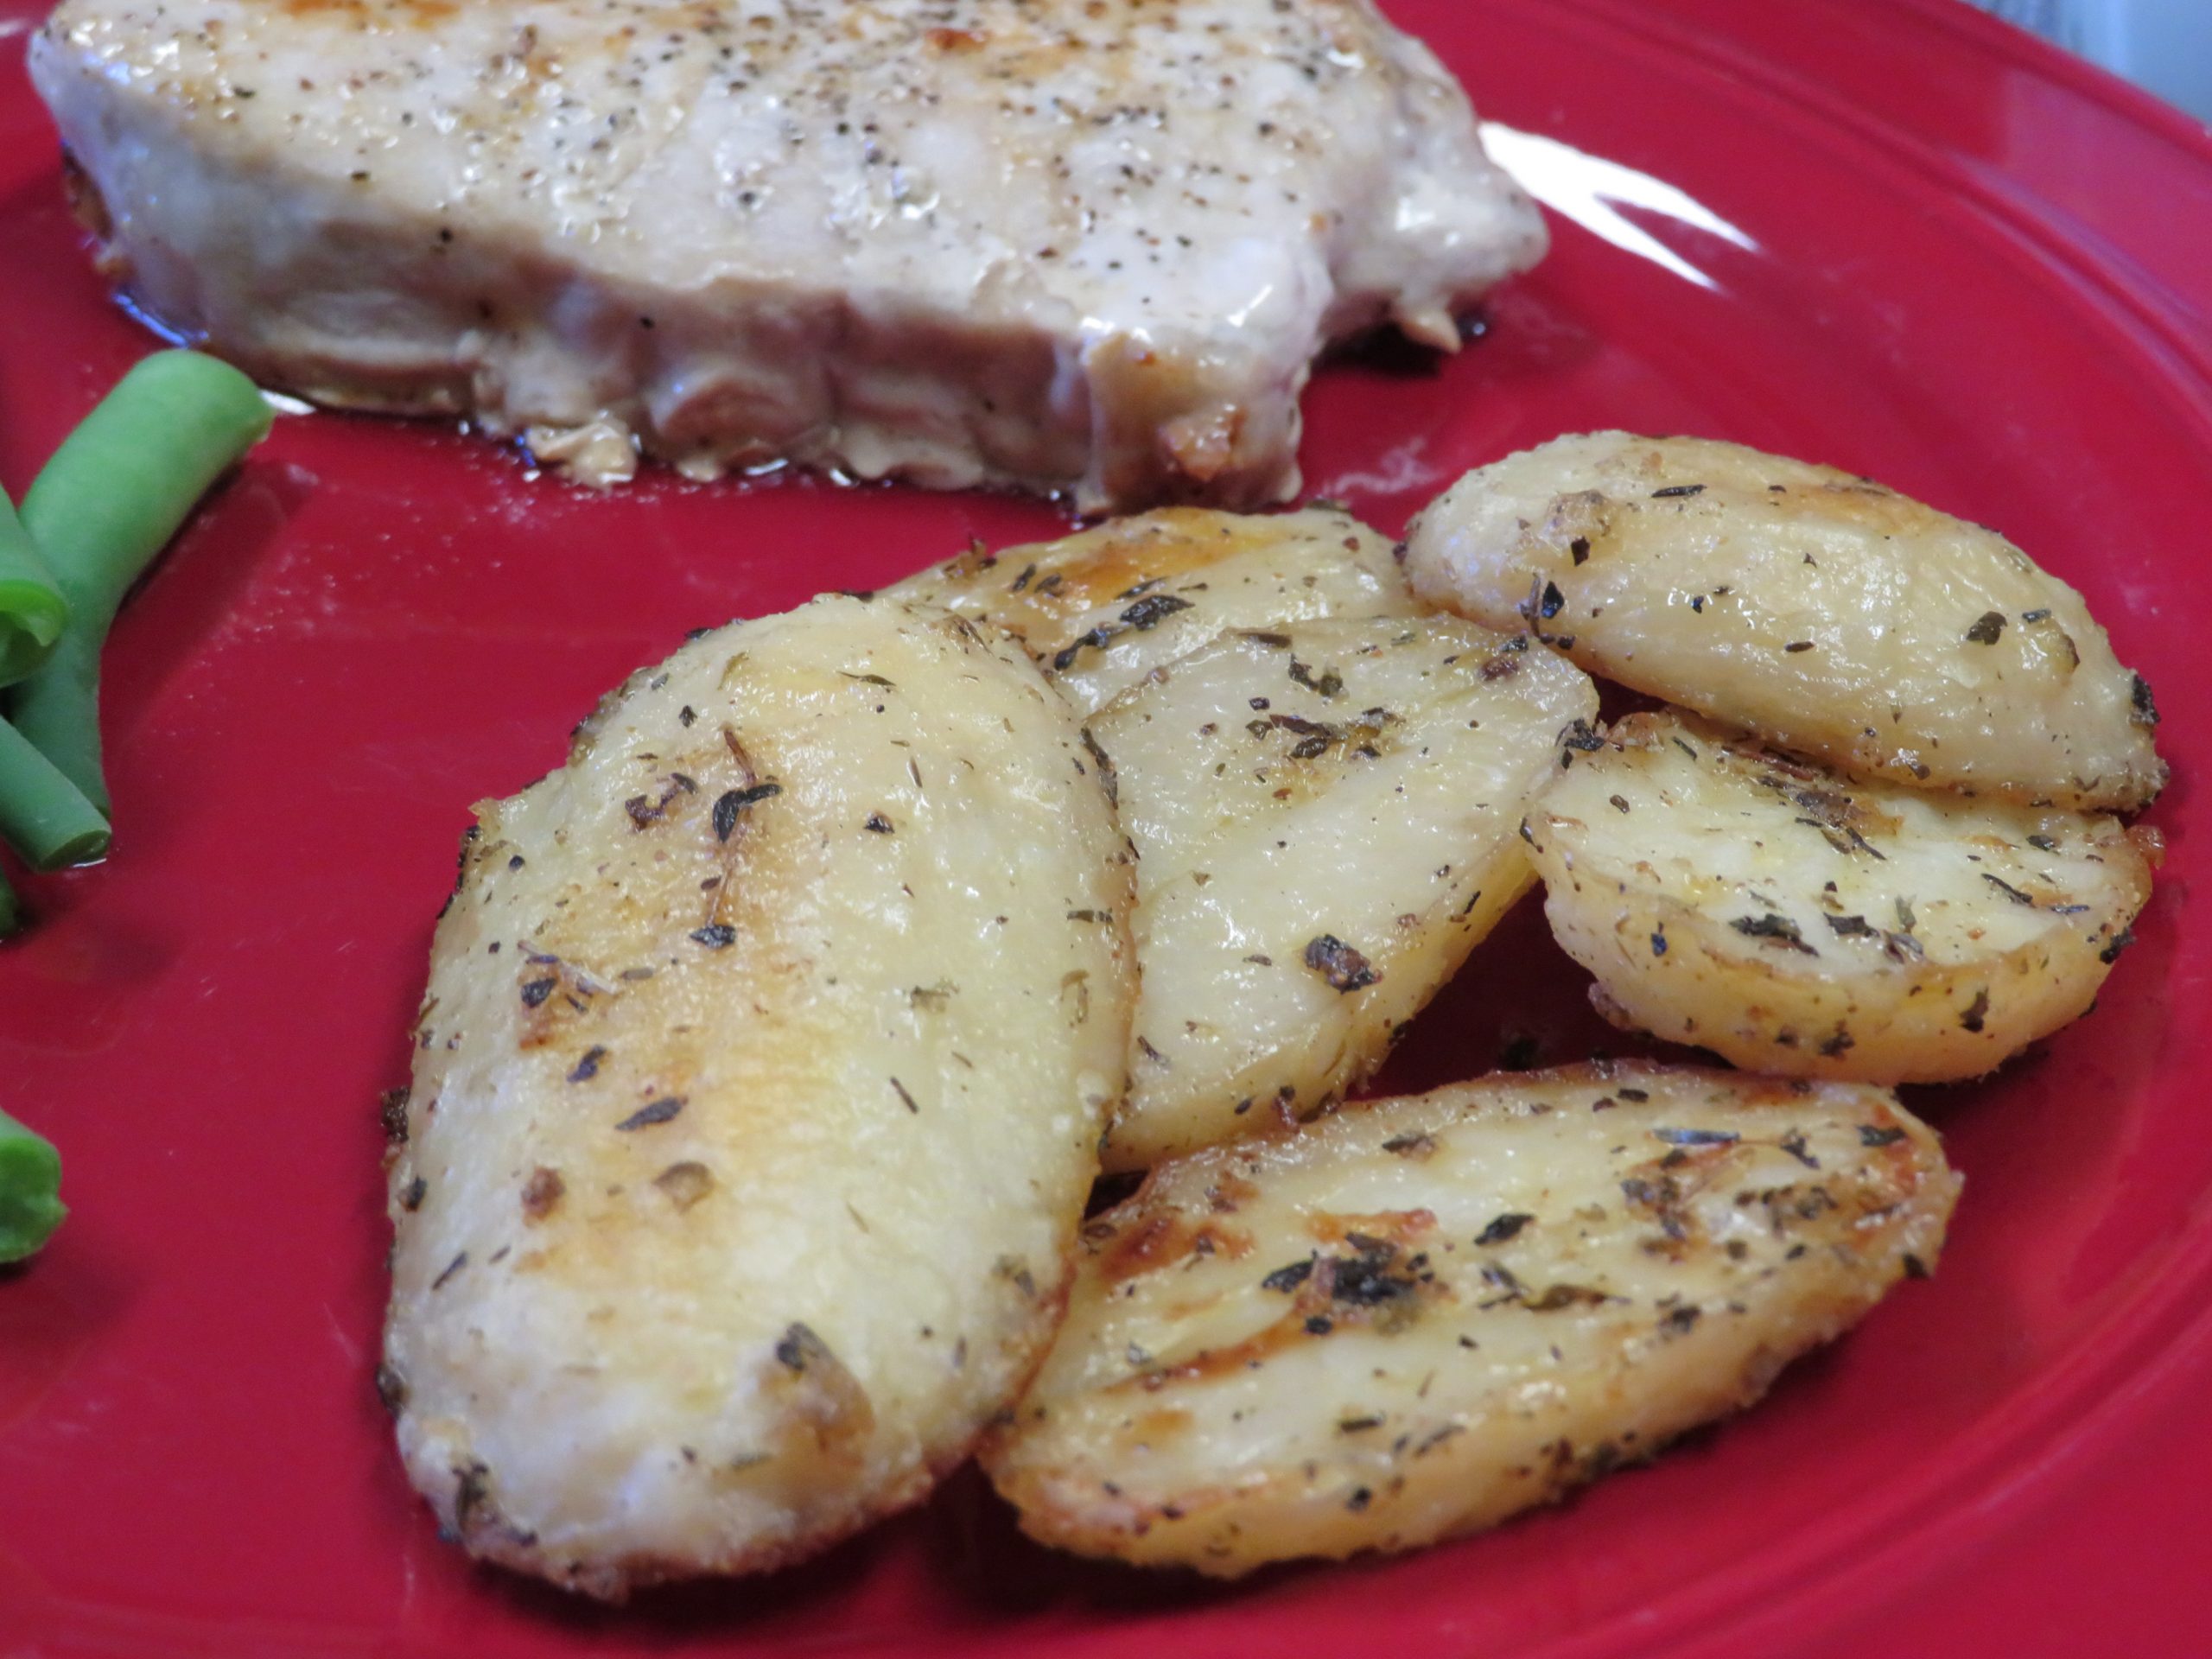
[382,595,1135,1599]
[892,505,1420,715]
[1526,709,2152,1082]
[1404,432,2164,811]
[1090,615,1598,1171]
[983,1063,1957,1575]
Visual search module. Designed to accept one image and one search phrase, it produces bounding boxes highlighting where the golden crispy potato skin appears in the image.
[1091,617,1596,1170]
[381,596,1133,1599]
[1404,432,2164,810]
[982,1064,1956,1576]
[1528,711,2152,1083]
[891,505,1420,715]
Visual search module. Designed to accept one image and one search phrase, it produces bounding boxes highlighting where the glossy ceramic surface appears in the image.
[3,1,2209,1654]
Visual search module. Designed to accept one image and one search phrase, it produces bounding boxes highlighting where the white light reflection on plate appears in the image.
[1478,123,1756,289]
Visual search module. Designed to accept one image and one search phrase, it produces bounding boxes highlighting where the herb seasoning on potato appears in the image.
[1093,613,1597,1169]
[984,1064,1957,1575]
[1404,431,2165,811]
[381,595,1134,1599]
[1523,709,2154,1082]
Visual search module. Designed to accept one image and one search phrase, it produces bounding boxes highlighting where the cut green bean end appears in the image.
[27,820,111,873]
[0,1126,65,1264]
[0,717,111,868]
[0,578,69,688]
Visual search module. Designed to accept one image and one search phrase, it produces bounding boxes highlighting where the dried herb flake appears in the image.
[1120,593,1193,630]
[713,783,780,841]
[615,1096,685,1131]
[1653,1127,1740,1147]
[1477,1212,1535,1246]
[1304,933,1381,993]
[1262,1258,1316,1294]
[1730,912,1816,954]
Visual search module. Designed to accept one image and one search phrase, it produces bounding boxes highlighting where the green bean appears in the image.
[0,491,68,689]
[14,351,272,812]
[0,1106,65,1264]
[0,716,109,869]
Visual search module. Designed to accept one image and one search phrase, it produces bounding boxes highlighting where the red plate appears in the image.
[3,0,2209,1652]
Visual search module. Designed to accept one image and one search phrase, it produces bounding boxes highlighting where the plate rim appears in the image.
[4,0,2211,1653]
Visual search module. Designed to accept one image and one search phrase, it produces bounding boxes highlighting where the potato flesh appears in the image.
[1403,432,2164,811]
[1527,710,2151,1082]
[982,1064,1957,1575]
[891,505,1420,715]
[381,596,1134,1598]
[1091,617,1598,1170]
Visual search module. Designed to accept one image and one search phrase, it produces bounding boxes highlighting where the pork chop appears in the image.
[30,0,1547,510]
